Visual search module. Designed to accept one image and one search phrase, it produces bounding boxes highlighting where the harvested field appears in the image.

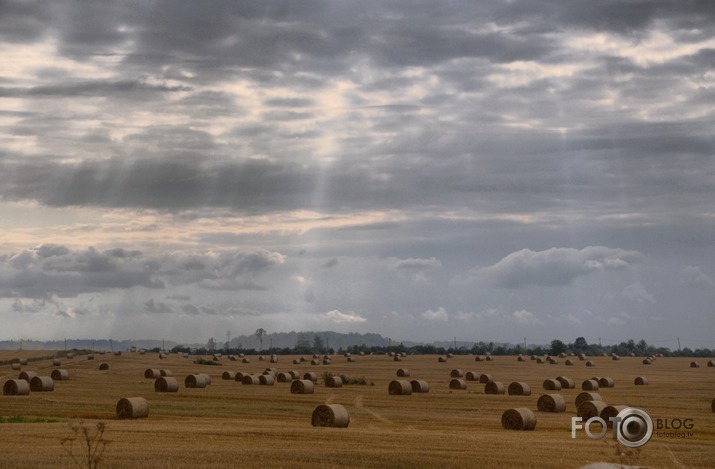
[0,351,714,468]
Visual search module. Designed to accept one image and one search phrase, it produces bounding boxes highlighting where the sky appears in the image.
[1,1,714,348]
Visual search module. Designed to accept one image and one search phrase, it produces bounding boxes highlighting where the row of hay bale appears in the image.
[3,376,55,395]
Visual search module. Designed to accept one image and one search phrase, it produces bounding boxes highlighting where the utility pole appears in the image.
[598,337,602,347]
[454,336,457,350]
[677,337,681,351]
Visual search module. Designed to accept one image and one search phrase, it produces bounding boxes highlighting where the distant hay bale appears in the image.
[542,379,562,391]
[392,355,401,362]
[67,353,74,359]
[19,358,28,365]
[465,371,479,381]
[53,359,61,366]
[242,358,251,364]
[159,353,167,360]
[536,357,544,364]
[30,376,54,392]
[199,373,211,385]
[222,371,236,380]
[556,376,575,389]
[313,354,320,359]
[598,377,615,388]
[449,378,467,390]
[690,361,700,368]
[99,363,109,370]
[11,363,20,371]
[396,368,410,377]
[18,371,37,382]
[600,405,628,427]
[277,372,292,382]
[311,404,350,428]
[642,358,652,365]
[242,375,260,385]
[707,360,714,367]
[530,355,537,360]
[438,357,447,363]
[478,373,494,384]
[258,355,265,361]
[388,380,413,395]
[450,369,464,378]
[559,353,567,358]
[293,359,301,365]
[325,376,343,388]
[410,380,430,393]
[501,407,536,431]
[585,360,595,367]
[475,355,485,362]
[486,355,494,361]
[291,379,314,394]
[154,377,178,392]
[507,382,531,396]
[51,369,69,381]
[446,353,454,358]
[537,393,566,412]
[611,355,620,361]
[184,374,207,388]
[311,359,320,365]
[3,379,30,396]
[270,355,279,363]
[517,355,525,362]
[484,381,505,394]
[565,359,574,366]
[575,392,603,408]
[582,379,599,391]
[113,352,121,356]
[144,369,161,379]
[577,400,608,420]
[303,372,318,382]
[87,354,95,360]
[547,357,558,365]
[578,353,586,361]
[259,374,275,385]
[634,376,648,385]
[116,397,149,419]
[160,369,172,377]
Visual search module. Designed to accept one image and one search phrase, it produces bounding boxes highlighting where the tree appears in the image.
[206,337,215,352]
[573,337,588,352]
[313,335,324,353]
[255,328,267,351]
[550,339,567,356]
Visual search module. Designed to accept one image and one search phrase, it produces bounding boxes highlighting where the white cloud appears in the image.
[680,266,715,290]
[622,283,656,305]
[512,309,543,326]
[325,310,367,323]
[422,307,448,322]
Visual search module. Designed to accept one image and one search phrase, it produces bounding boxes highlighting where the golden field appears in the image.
[1,350,714,468]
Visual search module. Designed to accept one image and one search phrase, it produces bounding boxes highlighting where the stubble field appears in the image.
[1,350,713,469]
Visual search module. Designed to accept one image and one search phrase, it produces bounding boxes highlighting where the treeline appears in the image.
[169,335,714,358]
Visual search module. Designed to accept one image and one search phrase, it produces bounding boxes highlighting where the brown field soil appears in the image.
[1,350,713,468]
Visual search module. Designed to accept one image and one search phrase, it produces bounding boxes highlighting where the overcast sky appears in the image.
[1,1,714,348]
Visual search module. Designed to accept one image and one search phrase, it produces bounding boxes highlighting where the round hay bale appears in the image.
[222,371,236,380]
[486,355,494,361]
[154,377,178,392]
[3,379,30,396]
[575,391,603,408]
[600,405,628,427]
[270,356,279,364]
[578,353,587,361]
[634,376,648,385]
[144,369,161,379]
[66,353,74,359]
[565,359,574,366]
[242,375,260,385]
[52,359,61,366]
[242,358,251,364]
[11,363,21,371]
[537,393,566,412]
[99,363,109,370]
[707,360,714,367]
[582,379,599,391]
[160,370,172,377]
[556,376,575,389]
[517,355,525,362]
[311,404,350,428]
[547,358,558,365]
[536,357,544,364]
[184,374,207,389]
[501,407,536,431]
[450,369,464,378]
[465,371,479,381]
[311,359,320,366]
[410,380,430,393]
[478,373,493,384]
[611,355,620,361]
[116,397,149,419]
[542,378,562,391]
[277,372,292,382]
[30,376,54,392]
[598,377,615,388]
[303,372,318,382]
[507,382,531,396]
[264,367,277,374]
[87,354,94,361]
[449,378,467,390]
[51,369,69,381]
[642,358,652,365]
[288,370,301,379]
[199,373,211,385]
[18,371,37,382]
[259,374,275,386]
[325,375,343,388]
[484,381,505,394]
[293,359,301,365]
[690,361,700,368]
[585,360,595,367]
[392,355,401,362]
[396,368,410,377]
[577,400,608,420]
[388,380,413,395]
[559,353,567,358]
[438,357,447,363]
[19,358,28,365]
[291,379,315,394]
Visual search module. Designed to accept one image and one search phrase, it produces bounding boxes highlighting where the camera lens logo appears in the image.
[615,407,654,448]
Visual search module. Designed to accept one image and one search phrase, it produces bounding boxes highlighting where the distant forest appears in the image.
[4,331,711,358]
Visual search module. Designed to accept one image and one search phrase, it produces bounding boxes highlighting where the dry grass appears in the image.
[0,351,714,468]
